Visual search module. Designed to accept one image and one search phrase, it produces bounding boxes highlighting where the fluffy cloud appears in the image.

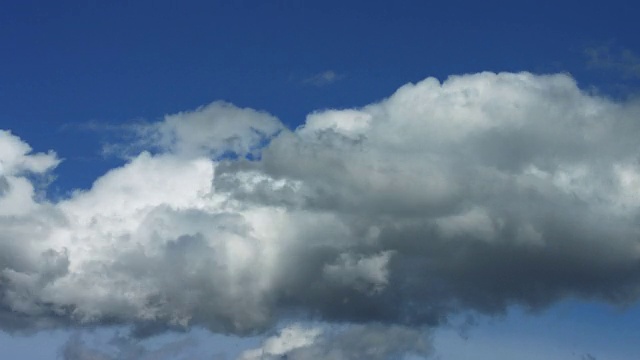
[2,72,640,356]
[0,130,60,216]
[238,323,431,360]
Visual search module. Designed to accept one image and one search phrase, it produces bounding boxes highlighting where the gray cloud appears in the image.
[2,72,640,357]
[237,323,431,360]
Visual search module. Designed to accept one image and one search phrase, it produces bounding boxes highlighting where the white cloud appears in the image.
[238,324,322,360]
[238,323,431,360]
[3,72,640,358]
[0,130,60,176]
[0,130,60,216]
[104,102,283,159]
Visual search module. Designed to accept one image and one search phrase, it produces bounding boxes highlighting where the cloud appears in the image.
[585,44,640,79]
[237,323,431,360]
[0,130,60,176]
[3,72,640,356]
[302,70,344,86]
[102,101,283,159]
[237,324,322,359]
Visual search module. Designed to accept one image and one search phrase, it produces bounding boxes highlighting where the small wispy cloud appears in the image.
[302,70,344,86]
[585,44,640,79]
[60,119,153,160]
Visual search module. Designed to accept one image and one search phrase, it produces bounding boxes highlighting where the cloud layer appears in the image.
[2,72,640,353]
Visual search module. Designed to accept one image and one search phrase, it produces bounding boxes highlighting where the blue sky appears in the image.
[2,1,640,359]
[3,0,638,190]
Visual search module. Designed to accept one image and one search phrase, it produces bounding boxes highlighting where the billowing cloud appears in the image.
[2,72,640,356]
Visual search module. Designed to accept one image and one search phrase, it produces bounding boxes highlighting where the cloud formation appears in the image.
[2,72,640,356]
[238,323,431,360]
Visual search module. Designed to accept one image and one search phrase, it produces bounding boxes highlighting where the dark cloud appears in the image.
[238,323,431,360]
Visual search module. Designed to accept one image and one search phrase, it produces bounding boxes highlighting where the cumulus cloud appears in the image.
[103,101,283,159]
[237,323,431,360]
[0,130,60,216]
[3,72,640,356]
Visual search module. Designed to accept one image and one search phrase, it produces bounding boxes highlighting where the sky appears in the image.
[2,1,640,359]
